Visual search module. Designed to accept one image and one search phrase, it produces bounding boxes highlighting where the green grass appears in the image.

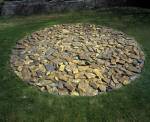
[0,8,150,122]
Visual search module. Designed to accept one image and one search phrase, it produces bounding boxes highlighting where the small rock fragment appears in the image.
[71,91,79,96]
[85,73,96,79]
[59,64,65,72]
[98,84,107,92]
[21,67,31,81]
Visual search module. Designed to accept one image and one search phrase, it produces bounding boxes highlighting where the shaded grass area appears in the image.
[0,8,150,122]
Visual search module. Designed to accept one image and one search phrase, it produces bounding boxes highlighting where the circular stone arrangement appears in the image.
[10,23,145,96]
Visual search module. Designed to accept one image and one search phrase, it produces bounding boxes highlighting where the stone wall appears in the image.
[1,0,128,16]
[0,2,3,15]
[95,0,127,7]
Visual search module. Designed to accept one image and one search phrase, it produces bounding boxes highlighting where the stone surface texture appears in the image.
[1,0,127,16]
[10,23,145,96]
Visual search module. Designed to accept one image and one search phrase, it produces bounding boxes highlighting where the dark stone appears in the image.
[57,81,64,89]
[45,64,56,72]
[64,83,74,92]
[36,70,44,77]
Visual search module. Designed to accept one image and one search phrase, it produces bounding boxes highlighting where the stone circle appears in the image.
[10,23,145,96]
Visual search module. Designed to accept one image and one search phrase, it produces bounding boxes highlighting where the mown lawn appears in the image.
[0,8,150,122]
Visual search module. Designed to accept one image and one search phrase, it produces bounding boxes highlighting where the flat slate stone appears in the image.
[45,64,56,72]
